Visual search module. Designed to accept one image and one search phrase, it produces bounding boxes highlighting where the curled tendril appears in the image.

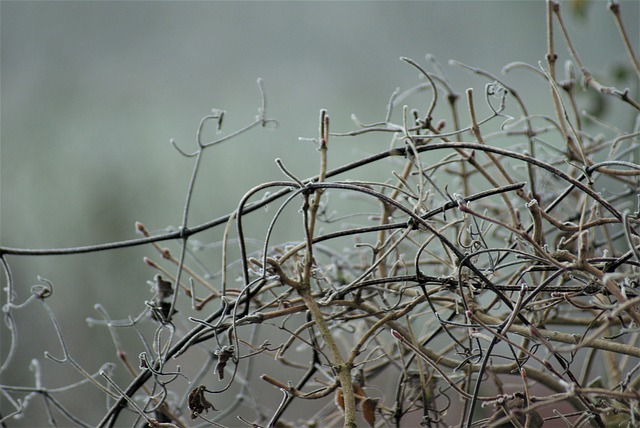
[32,276,53,300]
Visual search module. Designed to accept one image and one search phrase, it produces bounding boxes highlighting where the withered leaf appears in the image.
[188,385,215,419]
[353,383,366,406]
[362,398,377,428]
[154,274,174,299]
[150,301,177,323]
[214,346,235,380]
[334,385,368,415]
[335,388,344,413]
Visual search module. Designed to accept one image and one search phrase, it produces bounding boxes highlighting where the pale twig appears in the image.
[552,1,640,110]
[608,1,640,77]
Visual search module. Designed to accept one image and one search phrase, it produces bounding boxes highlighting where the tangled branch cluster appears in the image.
[2,1,639,427]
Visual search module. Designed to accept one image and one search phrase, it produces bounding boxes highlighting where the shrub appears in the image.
[2,1,639,427]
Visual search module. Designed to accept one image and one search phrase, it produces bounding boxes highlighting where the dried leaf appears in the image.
[150,301,177,323]
[188,385,215,419]
[362,398,377,428]
[334,388,344,413]
[335,384,370,417]
[154,274,174,299]
[353,383,366,406]
[214,345,235,380]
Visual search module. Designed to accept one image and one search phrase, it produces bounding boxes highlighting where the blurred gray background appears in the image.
[1,1,638,426]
